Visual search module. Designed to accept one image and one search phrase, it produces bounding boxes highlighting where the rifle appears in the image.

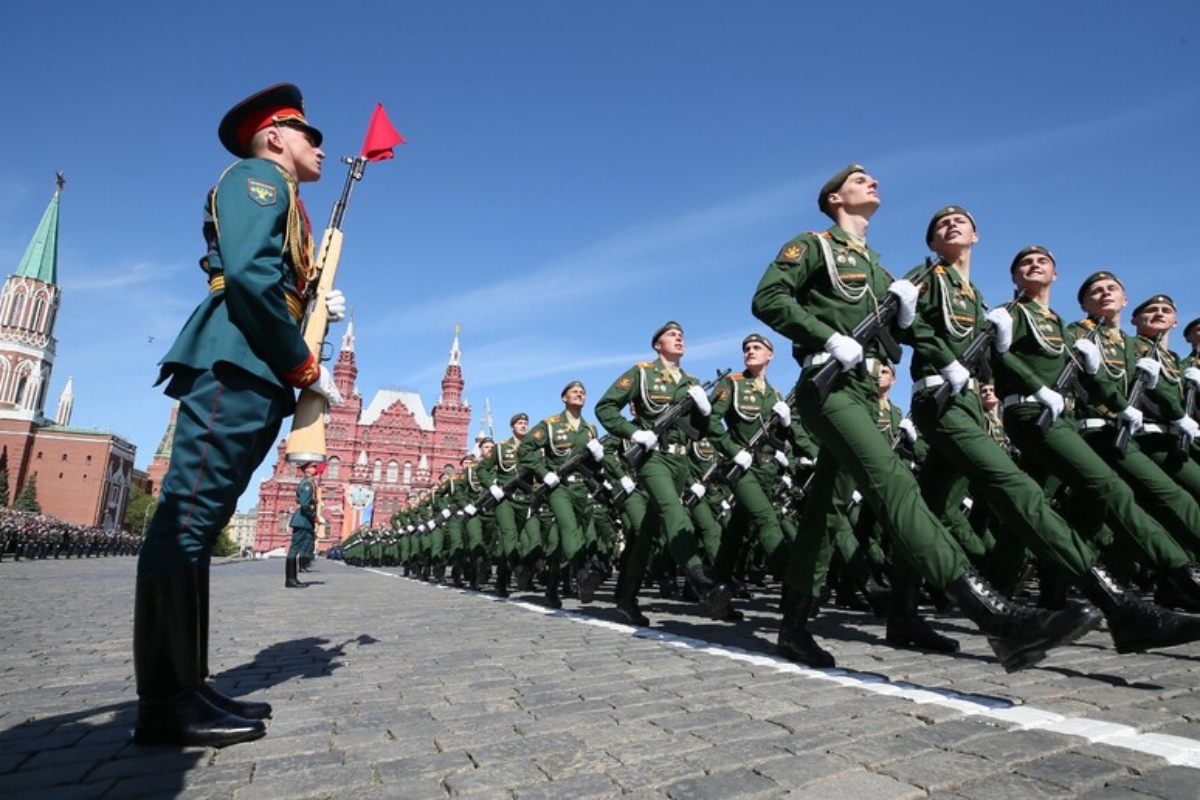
[805,257,938,406]
[682,454,723,510]
[1181,349,1198,454]
[1115,331,1165,453]
[721,389,794,486]
[286,156,368,463]
[623,368,732,471]
[472,471,531,515]
[931,294,1023,414]
[1037,315,1104,434]
[525,434,611,516]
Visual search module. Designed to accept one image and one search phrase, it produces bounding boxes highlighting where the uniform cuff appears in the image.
[281,352,319,388]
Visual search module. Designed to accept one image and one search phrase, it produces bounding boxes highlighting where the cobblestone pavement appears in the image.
[3,557,1200,798]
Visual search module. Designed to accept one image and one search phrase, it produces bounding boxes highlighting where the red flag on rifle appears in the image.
[360,103,405,161]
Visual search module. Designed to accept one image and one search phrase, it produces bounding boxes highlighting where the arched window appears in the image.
[403,461,412,484]
[373,459,382,483]
[7,291,24,327]
[387,460,399,483]
[327,457,340,480]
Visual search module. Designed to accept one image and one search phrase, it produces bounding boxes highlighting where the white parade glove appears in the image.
[887,279,919,329]
[899,418,918,443]
[939,360,971,394]
[542,471,560,488]
[851,490,863,505]
[720,500,732,514]
[1034,385,1065,422]
[774,450,789,468]
[962,496,975,512]
[733,450,753,470]
[586,439,605,461]
[780,474,793,489]
[824,332,864,372]
[489,484,505,502]
[631,430,659,450]
[463,503,477,517]
[1172,416,1199,448]
[440,508,451,519]
[1072,339,1101,375]
[324,289,347,322]
[797,456,816,469]
[1117,405,1144,435]
[687,384,712,416]
[771,400,791,427]
[984,307,1014,353]
[689,482,706,499]
[619,475,637,495]
[1135,357,1161,390]
[309,366,343,405]
[1185,367,1200,390]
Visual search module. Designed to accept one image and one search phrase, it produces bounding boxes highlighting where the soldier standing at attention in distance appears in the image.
[133,84,345,748]
[750,164,1100,672]
[286,461,321,588]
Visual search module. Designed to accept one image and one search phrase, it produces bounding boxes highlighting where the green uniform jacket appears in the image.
[1065,319,1183,422]
[158,158,318,402]
[290,477,317,531]
[517,414,599,476]
[594,359,707,446]
[707,372,786,460]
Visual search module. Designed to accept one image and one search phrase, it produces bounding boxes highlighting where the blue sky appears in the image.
[1,2,1198,512]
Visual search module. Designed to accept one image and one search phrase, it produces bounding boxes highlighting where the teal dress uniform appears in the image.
[287,475,317,587]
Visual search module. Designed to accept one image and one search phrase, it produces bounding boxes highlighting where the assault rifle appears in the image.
[526,434,611,516]
[805,258,938,406]
[623,368,732,471]
[471,471,531,515]
[1037,316,1104,434]
[1180,349,1199,454]
[682,454,722,510]
[722,390,794,486]
[1115,331,1164,453]
[931,294,1023,414]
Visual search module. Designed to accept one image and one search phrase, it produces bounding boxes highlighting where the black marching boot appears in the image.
[615,569,650,626]
[494,563,511,597]
[1080,564,1200,654]
[574,561,604,605]
[885,581,959,653]
[776,592,836,668]
[544,563,563,609]
[285,558,307,588]
[945,570,1102,672]
[1153,563,1200,613]
[684,564,734,621]
[133,568,266,747]
[197,561,272,720]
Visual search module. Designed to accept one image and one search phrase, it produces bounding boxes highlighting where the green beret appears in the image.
[742,333,773,352]
[560,380,585,397]
[1131,294,1176,318]
[818,163,865,217]
[1185,318,1200,340]
[925,205,976,245]
[1010,245,1055,274]
[1076,271,1123,306]
[651,320,683,347]
[509,412,528,426]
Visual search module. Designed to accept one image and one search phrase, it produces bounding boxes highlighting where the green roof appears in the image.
[15,176,62,285]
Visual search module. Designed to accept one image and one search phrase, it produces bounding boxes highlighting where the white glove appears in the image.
[440,508,451,519]
[888,279,919,329]
[962,496,975,512]
[733,450,753,469]
[1117,405,1144,435]
[780,474,793,489]
[689,482,706,499]
[824,332,864,372]
[542,471,560,488]
[619,475,637,495]
[687,384,712,416]
[719,500,732,514]
[1073,339,1101,375]
[1135,357,1161,390]
[463,503,477,517]
[899,418,918,443]
[1172,416,1199,447]
[630,430,659,450]
[489,485,505,502]
[771,400,791,427]
[774,450,789,468]
[1185,367,1200,390]
[586,439,605,461]
[324,289,347,322]
[797,456,816,469]
[1034,385,1065,422]
[939,360,971,394]
[850,490,863,505]
[309,366,343,405]
[985,307,1013,353]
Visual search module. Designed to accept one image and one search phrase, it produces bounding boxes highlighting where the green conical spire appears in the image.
[15,173,64,285]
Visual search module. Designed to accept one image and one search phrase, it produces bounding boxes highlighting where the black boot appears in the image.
[1153,563,1200,613]
[133,568,266,747]
[197,561,272,721]
[684,565,734,621]
[544,563,562,609]
[945,570,1102,672]
[776,593,836,668]
[494,564,511,598]
[451,561,465,588]
[285,558,307,588]
[512,562,532,591]
[1080,564,1200,654]
[832,564,871,612]
[886,582,959,653]
[615,569,650,626]
[574,563,604,605]
[1037,567,1070,610]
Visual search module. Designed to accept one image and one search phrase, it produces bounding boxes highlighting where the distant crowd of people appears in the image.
[0,508,141,561]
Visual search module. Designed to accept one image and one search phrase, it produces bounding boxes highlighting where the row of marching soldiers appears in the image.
[0,507,142,561]
[346,163,1200,673]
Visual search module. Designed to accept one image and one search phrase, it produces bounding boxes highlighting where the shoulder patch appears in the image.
[247,178,277,206]
[618,375,634,390]
[776,241,806,265]
[714,386,729,402]
[532,428,545,441]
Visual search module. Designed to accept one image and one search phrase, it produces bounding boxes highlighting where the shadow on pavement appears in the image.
[214,634,381,694]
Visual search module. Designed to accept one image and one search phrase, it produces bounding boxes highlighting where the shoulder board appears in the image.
[636,361,655,368]
[1076,318,1097,330]
[933,265,947,276]
[546,414,561,423]
[729,373,745,381]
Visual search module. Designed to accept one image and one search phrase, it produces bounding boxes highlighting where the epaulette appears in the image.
[729,372,745,381]
[933,265,948,276]
[546,414,561,423]
[1078,318,1098,330]
[636,361,655,368]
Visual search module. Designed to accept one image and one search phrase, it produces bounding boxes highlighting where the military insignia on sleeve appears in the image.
[714,387,729,401]
[618,375,634,390]
[247,179,277,206]
[533,428,545,441]
[776,242,806,265]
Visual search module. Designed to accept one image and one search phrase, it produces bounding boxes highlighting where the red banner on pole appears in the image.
[360,103,406,162]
